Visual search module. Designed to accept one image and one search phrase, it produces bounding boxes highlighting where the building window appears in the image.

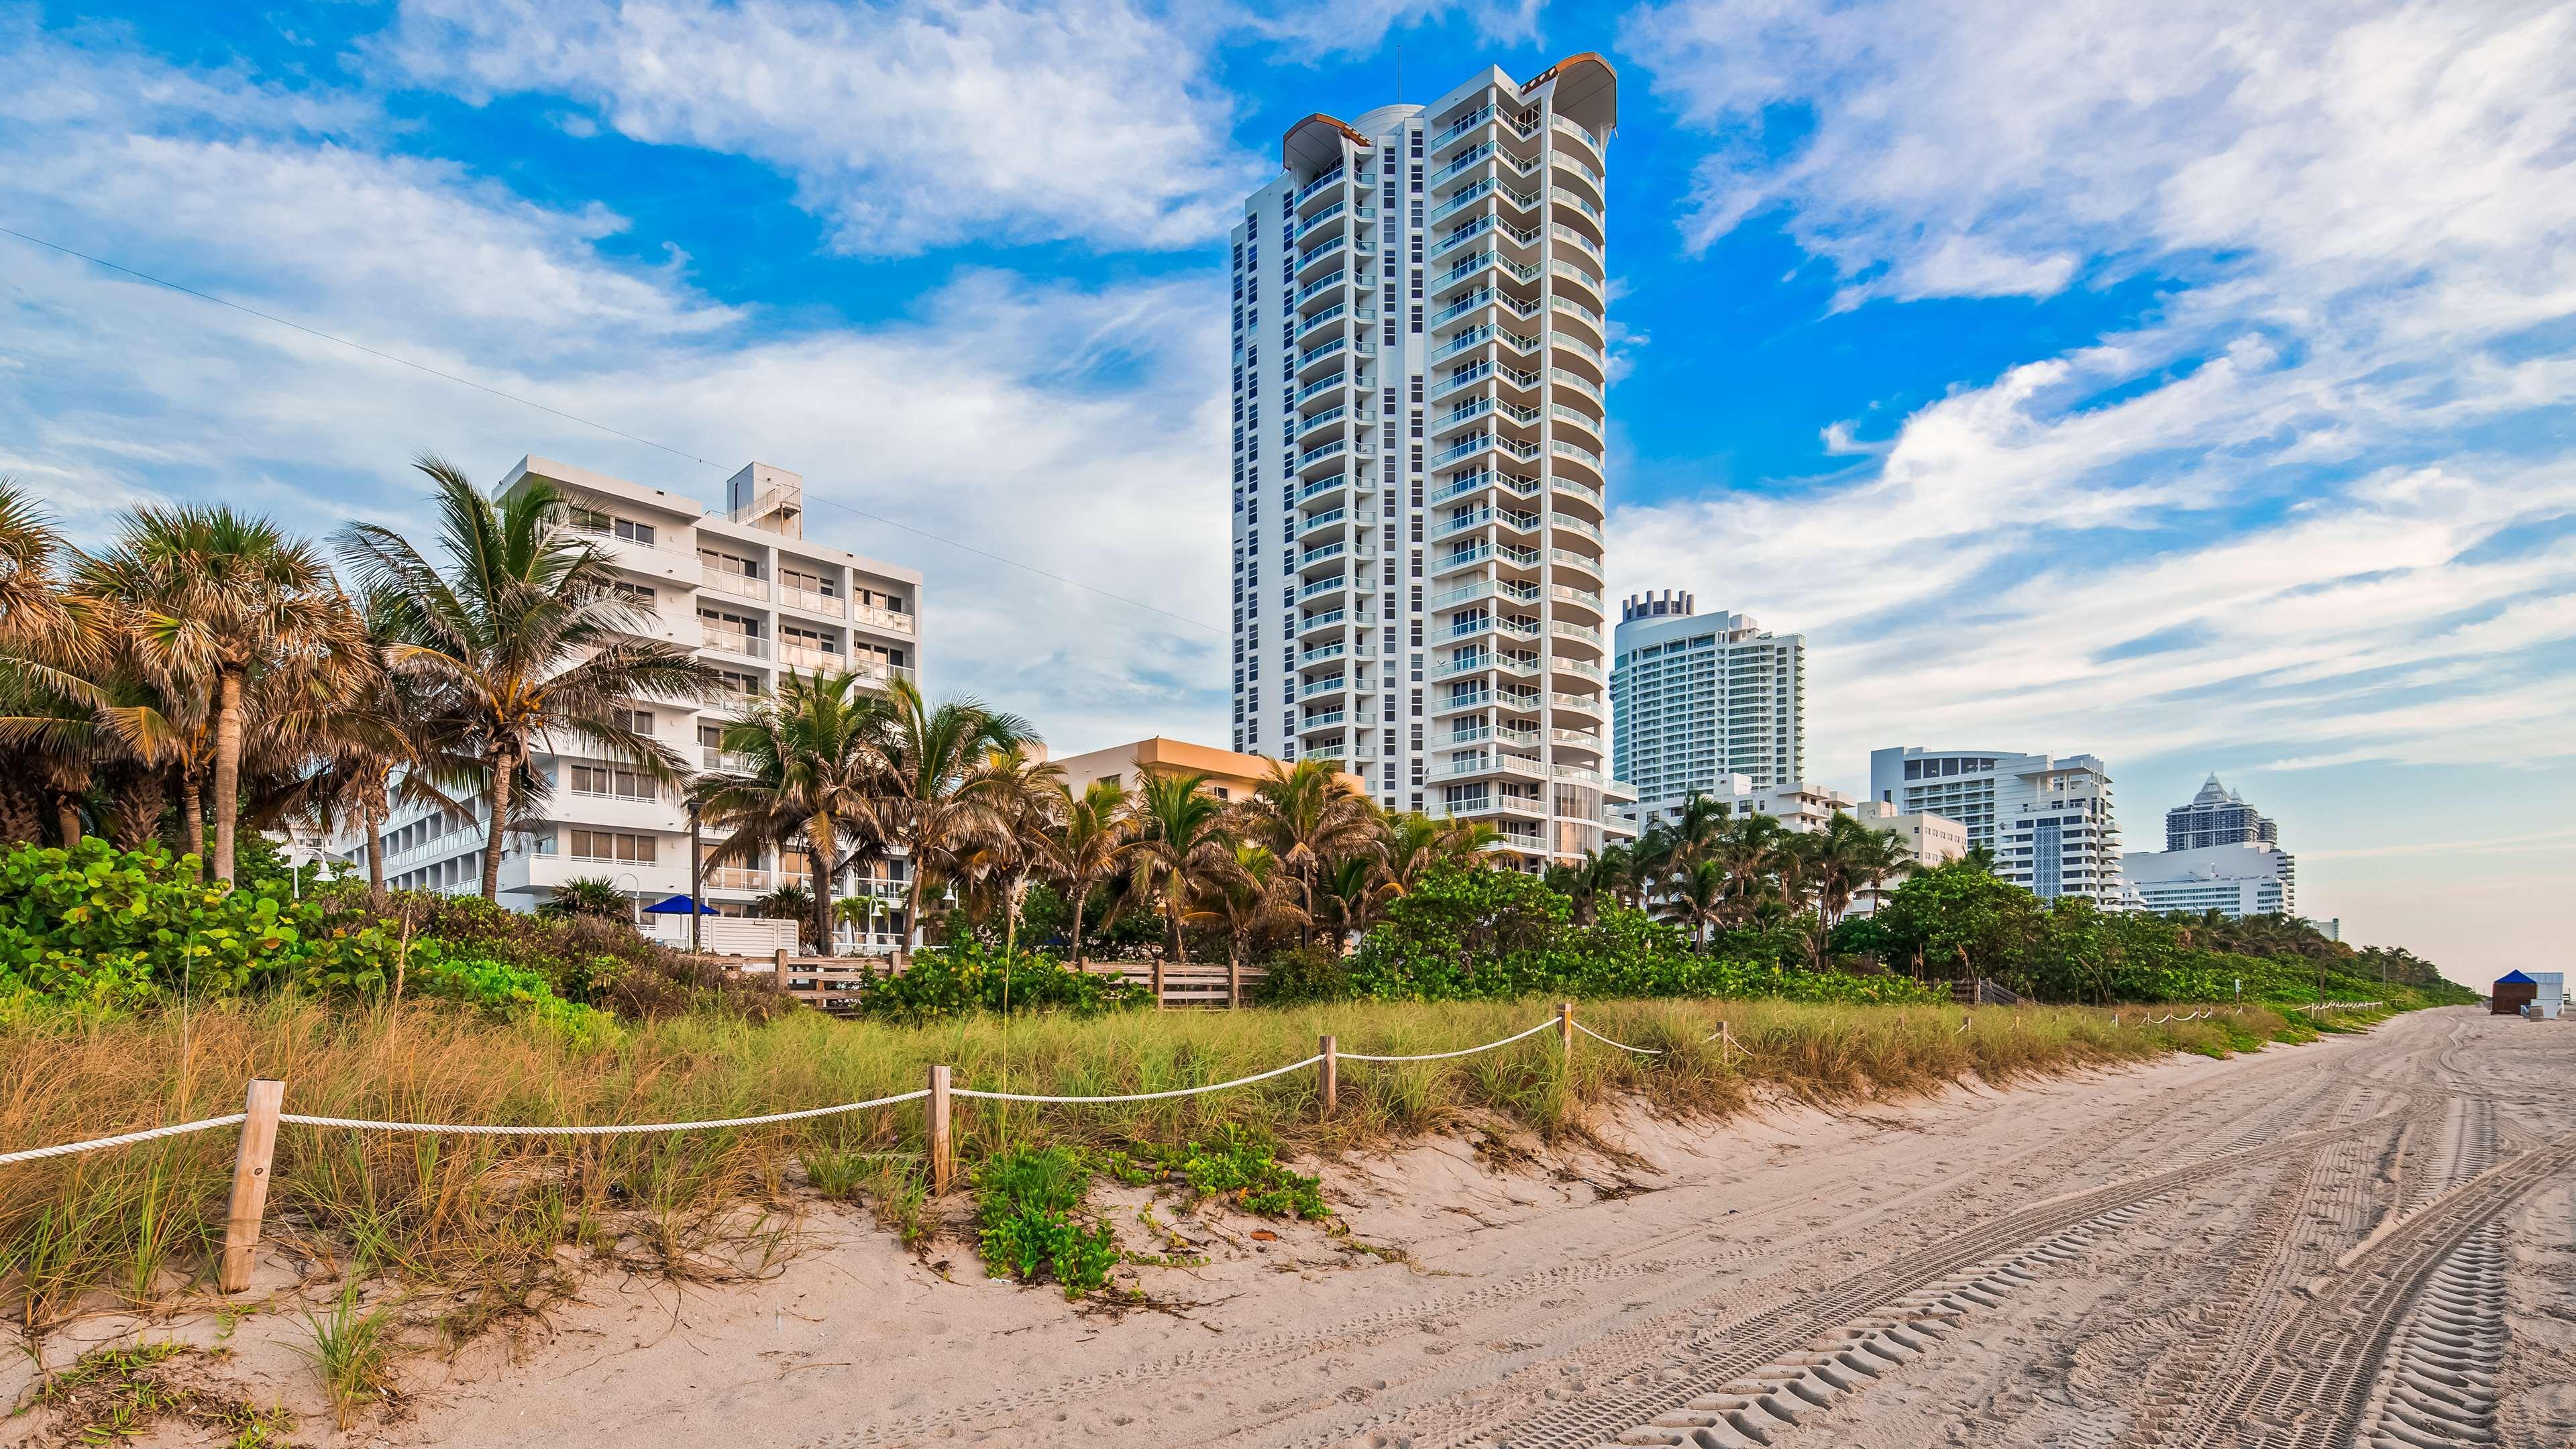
[570,830,657,863]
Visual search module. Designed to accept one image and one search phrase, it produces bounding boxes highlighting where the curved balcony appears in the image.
[1549,330,1607,377]
[1295,402,1348,443]
[1434,323,1542,364]
[1430,176,1540,227]
[1550,618,1605,653]
[1550,438,1605,488]
[1550,582,1607,619]
[1297,572,1352,602]
[1430,213,1540,266]
[1293,436,1352,478]
[1550,259,1606,307]
[1430,469,1542,507]
[1297,502,1360,540]
[1550,149,1605,207]
[1437,248,1541,294]
[1295,268,1352,308]
[1299,709,1347,735]
[1297,302,1373,347]
[1295,234,1352,281]
[1296,471,1358,504]
[1550,402,1604,447]
[1550,691,1607,720]
[1549,366,1601,403]
[1297,640,1346,669]
[1297,605,1350,640]
[1548,476,1605,520]
[1548,545,1605,584]
[1434,285,1542,330]
[1548,186,1605,239]
[1428,430,1542,472]
[1430,394,1541,443]
[1293,164,1347,209]
[1550,221,1602,264]
[1549,294,1606,347]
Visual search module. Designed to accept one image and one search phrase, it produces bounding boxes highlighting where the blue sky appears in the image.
[4,0,2573,983]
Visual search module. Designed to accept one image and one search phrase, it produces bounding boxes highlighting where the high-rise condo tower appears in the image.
[1227,55,1627,867]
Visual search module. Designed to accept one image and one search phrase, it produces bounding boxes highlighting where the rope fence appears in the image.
[0,994,2402,1293]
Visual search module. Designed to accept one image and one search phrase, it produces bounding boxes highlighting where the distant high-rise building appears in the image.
[1610,592,1806,822]
[1226,55,1626,867]
[2165,773,2278,850]
[1868,747,2126,904]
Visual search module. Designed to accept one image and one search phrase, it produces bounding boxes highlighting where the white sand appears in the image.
[10,1007,2567,1449]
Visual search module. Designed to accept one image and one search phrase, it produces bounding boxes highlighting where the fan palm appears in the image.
[78,502,362,882]
[692,669,891,957]
[1232,758,1380,949]
[1121,769,1235,1005]
[1189,843,1299,1008]
[335,456,718,900]
[1316,853,1393,947]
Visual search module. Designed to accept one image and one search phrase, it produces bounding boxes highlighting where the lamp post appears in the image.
[688,800,704,955]
[612,871,641,930]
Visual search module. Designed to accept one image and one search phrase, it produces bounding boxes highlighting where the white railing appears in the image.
[1295,370,1350,404]
[1552,439,1603,470]
[705,571,768,601]
[1294,164,1346,205]
[780,586,843,616]
[853,605,913,635]
[702,628,769,659]
[1550,186,1603,223]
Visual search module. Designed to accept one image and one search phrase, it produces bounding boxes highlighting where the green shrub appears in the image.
[974,1147,1118,1297]
[1252,943,1349,1004]
[860,943,1149,1024]
[1121,1125,1330,1220]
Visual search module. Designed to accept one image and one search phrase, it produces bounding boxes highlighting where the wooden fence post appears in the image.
[771,947,789,996]
[1557,1001,1575,1059]
[219,1078,285,1294]
[927,1064,953,1195]
[1229,958,1241,1010]
[1318,1034,1338,1118]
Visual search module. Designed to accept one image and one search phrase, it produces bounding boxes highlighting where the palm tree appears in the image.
[335,457,718,900]
[1048,777,1131,966]
[1380,810,1495,897]
[1121,769,1235,1006]
[1190,843,1300,1007]
[691,669,890,957]
[1544,845,1629,925]
[1316,853,1392,947]
[863,678,1037,950]
[1232,758,1380,950]
[80,503,362,882]
[1715,813,1792,927]
[1657,859,1729,949]
[975,745,1067,961]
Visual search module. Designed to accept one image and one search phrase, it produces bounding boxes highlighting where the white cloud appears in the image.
[0,17,1230,751]
[1616,0,2576,973]
[372,0,1271,256]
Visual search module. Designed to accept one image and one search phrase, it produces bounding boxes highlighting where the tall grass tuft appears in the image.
[1,996,2318,1328]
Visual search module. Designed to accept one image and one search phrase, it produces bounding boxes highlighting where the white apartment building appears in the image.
[2126,841,2297,919]
[343,455,922,950]
[1844,800,1968,914]
[1626,775,1849,835]
[1228,54,1628,868]
[1868,747,2127,905]
[1609,590,1805,820]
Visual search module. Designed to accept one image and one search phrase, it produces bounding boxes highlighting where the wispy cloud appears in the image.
[0,16,1232,749]
[372,0,1271,256]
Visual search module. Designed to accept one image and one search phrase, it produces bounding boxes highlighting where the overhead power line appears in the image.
[0,224,1223,635]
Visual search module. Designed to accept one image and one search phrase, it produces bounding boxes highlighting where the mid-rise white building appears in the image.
[2126,841,2297,918]
[341,455,922,951]
[1868,747,2125,904]
[1228,54,1627,867]
[1843,800,1968,914]
[1609,590,1805,823]
[1627,775,1847,835]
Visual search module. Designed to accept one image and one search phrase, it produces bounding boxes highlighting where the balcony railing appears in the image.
[1433,286,1540,327]
[1552,439,1603,470]
[705,571,767,601]
[1300,710,1346,731]
[1298,574,1350,600]
[1550,186,1604,223]
[1551,331,1606,368]
[780,586,843,616]
[703,865,771,891]
[779,642,839,671]
[1294,368,1350,404]
[853,605,914,634]
[1299,675,1349,698]
[1435,324,1540,362]
[1294,164,1346,205]
[702,627,768,658]
[1550,512,1604,545]
[699,747,755,771]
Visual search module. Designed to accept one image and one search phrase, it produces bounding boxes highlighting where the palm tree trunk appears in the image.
[179,771,203,859]
[1068,877,1090,968]
[479,743,515,902]
[365,798,388,904]
[54,795,82,847]
[810,841,835,958]
[211,669,244,883]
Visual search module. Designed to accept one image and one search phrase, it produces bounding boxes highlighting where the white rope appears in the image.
[952,1056,1324,1104]
[276,1089,931,1136]
[0,1114,248,1167]
[1572,1020,1665,1055]
[1340,1018,1560,1063]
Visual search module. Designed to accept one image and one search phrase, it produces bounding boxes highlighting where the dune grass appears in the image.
[0,994,2352,1334]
